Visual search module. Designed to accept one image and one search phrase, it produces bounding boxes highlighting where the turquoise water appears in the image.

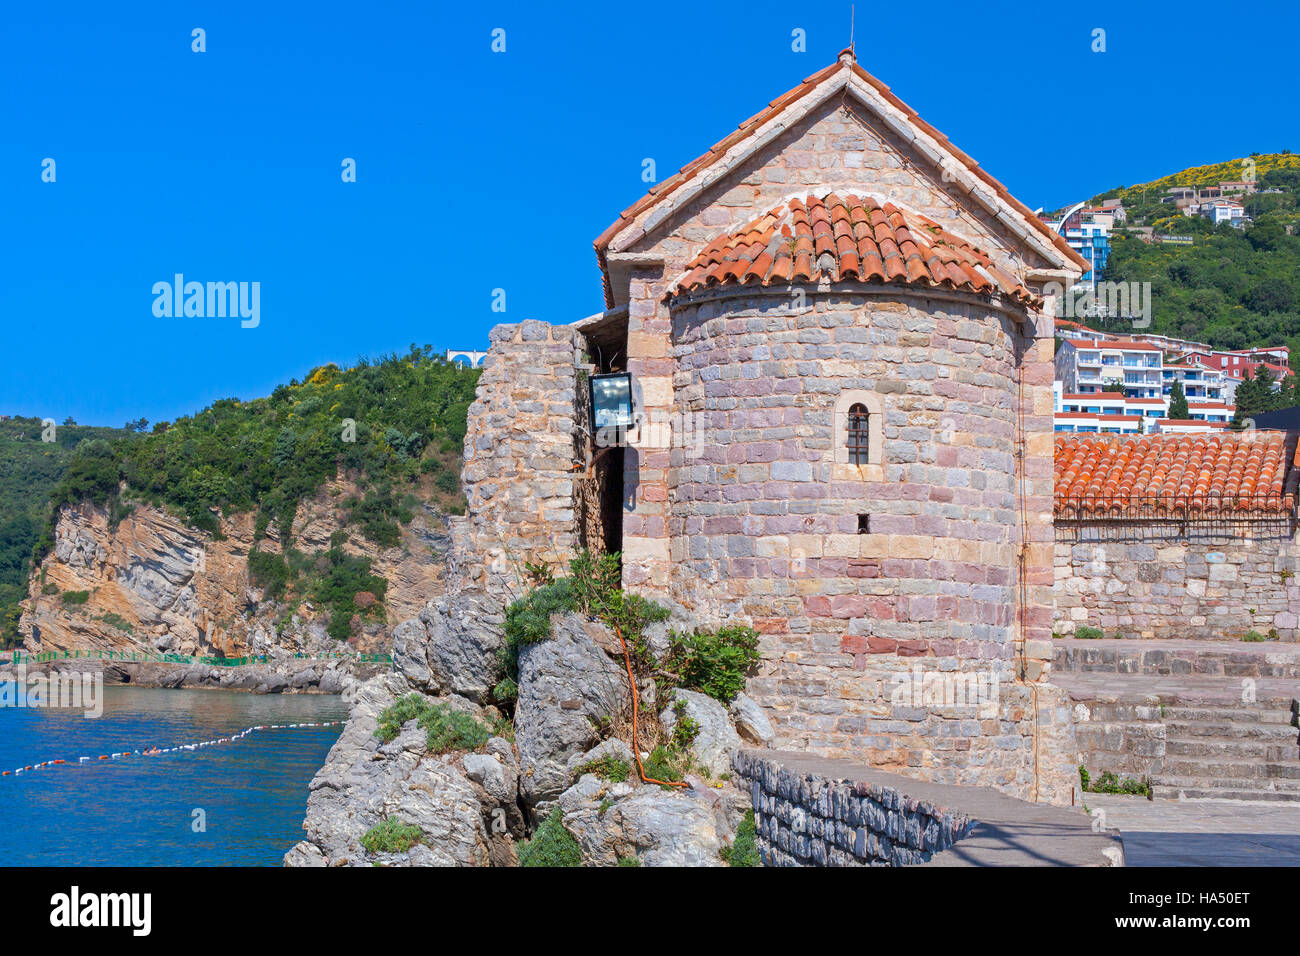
[0,684,347,866]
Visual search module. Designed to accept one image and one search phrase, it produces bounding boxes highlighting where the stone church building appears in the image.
[457,51,1090,804]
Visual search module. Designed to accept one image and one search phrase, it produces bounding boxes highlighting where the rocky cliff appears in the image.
[286,591,769,867]
[19,477,452,662]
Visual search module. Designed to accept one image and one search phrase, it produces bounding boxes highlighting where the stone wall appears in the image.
[730,748,1123,866]
[731,750,974,866]
[456,321,586,595]
[653,286,1071,802]
[1054,533,1300,640]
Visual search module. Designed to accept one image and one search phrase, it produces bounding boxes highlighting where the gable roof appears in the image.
[594,49,1089,307]
[666,193,1040,308]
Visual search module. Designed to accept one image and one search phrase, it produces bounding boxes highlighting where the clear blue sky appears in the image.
[3,0,1296,427]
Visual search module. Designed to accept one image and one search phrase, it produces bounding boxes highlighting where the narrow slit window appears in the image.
[847,403,870,465]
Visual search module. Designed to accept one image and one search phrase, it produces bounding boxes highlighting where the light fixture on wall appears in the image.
[588,372,635,448]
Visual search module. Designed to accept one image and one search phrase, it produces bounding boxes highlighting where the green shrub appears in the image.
[616,855,641,867]
[247,548,290,600]
[642,744,691,788]
[660,625,761,703]
[60,590,90,605]
[1080,767,1151,796]
[573,756,631,783]
[98,612,134,634]
[1075,625,1104,640]
[375,694,493,753]
[361,817,424,854]
[722,810,761,867]
[518,809,582,867]
[1242,630,1267,642]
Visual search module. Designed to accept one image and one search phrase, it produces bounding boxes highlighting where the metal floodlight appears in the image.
[588,372,635,446]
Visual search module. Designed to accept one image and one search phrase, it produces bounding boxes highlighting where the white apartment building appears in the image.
[1055,338,1164,400]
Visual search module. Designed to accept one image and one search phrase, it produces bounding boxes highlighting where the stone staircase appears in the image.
[1054,641,1300,802]
[1153,701,1300,802]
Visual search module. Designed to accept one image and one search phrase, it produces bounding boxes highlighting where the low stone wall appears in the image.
[1054,534,1300,641]
[731,749,1124,866]
[732,750,975,866]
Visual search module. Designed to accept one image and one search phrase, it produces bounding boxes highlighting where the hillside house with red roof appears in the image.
[459,50,1089,804]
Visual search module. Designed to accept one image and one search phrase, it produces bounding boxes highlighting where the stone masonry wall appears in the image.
[656,287,1073,803]
[1054,533,1300,640]
[455,321,585,596]
[731,750,975,866]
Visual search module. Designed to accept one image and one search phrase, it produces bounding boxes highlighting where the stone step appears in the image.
[1053,638,1300,679]
[1166,738,1300,760]
[1151,785,1300,803]
[1163,705,1294,723]
[1164,718,1298,740]
[1152,773,1300,794]
[1162,757,1300,780]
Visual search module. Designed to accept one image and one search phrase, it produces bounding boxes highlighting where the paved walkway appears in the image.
[1088,793,1300,866]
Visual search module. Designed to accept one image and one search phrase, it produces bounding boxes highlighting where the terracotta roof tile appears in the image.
[1055,434,1295,516]
[666,194,1040,307]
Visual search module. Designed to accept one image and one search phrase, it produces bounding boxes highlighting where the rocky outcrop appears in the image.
[391,591,504,701]
[288,600,767,867]
[559,774,726,867]
[513,613,630,809]
[660,688,744,777]
[20,478,451,661]
[289,674,498,867]
[0,655,370,694]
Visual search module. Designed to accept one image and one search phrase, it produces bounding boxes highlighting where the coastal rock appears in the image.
[729,692,775,745]
[20,483,451,662]
[660,688,744,777]
[559,780,725,867]
[514,613,629,808]
[391,591,504,702]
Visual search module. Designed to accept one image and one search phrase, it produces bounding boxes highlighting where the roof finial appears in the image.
[838,6,856,65]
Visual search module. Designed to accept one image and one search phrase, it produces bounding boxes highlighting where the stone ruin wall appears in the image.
[454,320,592,598]
[1054,533,1300,641]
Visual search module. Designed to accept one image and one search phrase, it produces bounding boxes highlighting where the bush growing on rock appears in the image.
[572,755,631,782]
[517,809,582,867]
[658,625,760,704]
[361,816,425,854]
[497,550,670,703]
[376,694,493,753]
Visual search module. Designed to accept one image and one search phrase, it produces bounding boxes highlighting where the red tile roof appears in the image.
[666,194,1039,307]
[1055,434,1294,515]
[594,52,1089,306]
[1064,338,1163,351]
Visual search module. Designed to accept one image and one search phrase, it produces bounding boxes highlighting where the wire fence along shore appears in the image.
[6,649,393,667]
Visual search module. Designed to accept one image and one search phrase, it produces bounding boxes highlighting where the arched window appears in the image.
[832,390,883,472]
[847,403,870,465]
